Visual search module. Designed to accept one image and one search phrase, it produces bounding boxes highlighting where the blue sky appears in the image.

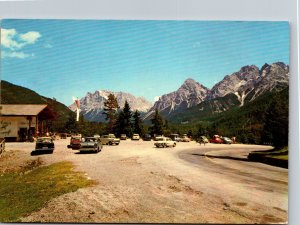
[1,19,289,105]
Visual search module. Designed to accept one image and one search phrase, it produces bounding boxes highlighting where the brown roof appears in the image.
[0,104,48,116]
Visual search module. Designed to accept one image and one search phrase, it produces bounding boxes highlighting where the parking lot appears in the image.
[3,138,288,223]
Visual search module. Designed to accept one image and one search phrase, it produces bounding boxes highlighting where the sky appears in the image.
[1,19,289,106]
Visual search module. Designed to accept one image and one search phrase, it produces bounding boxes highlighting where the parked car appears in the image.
[68,135,82,149]
[120,134,127,140]
[143,134,152,141]
[154,135,164,141]
[132,134,140,141]
[71,137,102,153]
[170,134,179,141]
[222,137,232,144]
[170,134,182,142]
[175,137,182,142]
[93,134,100,139]
[198,136,209,144]
[210,135,224,144]
[181,134,191,142]
[154,137,176,148]
[100,134,120,145]
[35,137,54,153]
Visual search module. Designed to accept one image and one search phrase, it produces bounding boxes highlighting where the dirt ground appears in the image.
[2,138,288,224]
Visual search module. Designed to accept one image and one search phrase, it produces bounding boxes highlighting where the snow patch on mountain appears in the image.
[69,90,152,122]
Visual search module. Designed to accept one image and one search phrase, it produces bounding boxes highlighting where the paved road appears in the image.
[178,144,288,209]
[5,139,288,223]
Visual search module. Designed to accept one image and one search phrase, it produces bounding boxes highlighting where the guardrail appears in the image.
[0,138,5,156]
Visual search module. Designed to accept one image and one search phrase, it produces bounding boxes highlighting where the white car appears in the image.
[154,137,176,148]
[132,134,140,140]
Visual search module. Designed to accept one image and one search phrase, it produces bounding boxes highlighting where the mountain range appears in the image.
[69,62,289,123]
[1,61,289,126]
[69,90,152,122]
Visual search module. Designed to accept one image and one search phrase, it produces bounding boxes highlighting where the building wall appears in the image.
[0,116,37,138]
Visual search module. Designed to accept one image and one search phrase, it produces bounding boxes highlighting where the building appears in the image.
[0,104,55,141]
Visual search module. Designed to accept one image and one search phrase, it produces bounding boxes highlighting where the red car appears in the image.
[210,135,224,144]
[67,135,82,149]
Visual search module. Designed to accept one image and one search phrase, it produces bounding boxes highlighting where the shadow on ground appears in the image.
[191,153,249,162]
[31,150,53,156]
[74,151,101,154]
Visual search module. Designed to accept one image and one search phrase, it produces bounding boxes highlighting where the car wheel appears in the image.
[109,141,112,145]
[163,143,167,148]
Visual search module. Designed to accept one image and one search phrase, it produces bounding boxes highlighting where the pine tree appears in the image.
[133,110,144,136]
[102,94,119,133]
[163,119,171,137]
[150,109,164,136]
[197,124,205,138]
[116,101,132,137]
[65,111,78,133]
[262,93,288,148]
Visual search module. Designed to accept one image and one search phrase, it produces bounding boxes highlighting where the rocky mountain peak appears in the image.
[69,90,152,122]
[180,78,208,92]
[183,78,197,85]
[248,62,289,101]
[237,65,259,80]
[144,79,210,120]
[208,65,260,101]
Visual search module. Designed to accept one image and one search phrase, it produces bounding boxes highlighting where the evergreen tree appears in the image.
[197,124,206,138]
[262,93,288,148]
[65,111,78,133]
[187,130,193,139]
[150,109,164,136]
[116,101,132,137]
[208,122,218,137]
[102,94,119,133]
[132,110,144,136]
[163,120,171,137]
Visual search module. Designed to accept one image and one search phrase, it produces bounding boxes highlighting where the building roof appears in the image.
[0,104,48,116]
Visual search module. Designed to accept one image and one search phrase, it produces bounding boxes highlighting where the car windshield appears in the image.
[37,138,52,143]
[85,138,96,142]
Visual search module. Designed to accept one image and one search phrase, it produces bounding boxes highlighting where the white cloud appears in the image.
[1,28,41,59]
[154,96,161,101]
[20,31,41,44]
[1,28,24,49]
[1,28,42,49]
[1,51,34,59]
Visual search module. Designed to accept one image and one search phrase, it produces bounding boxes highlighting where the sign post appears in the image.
[72,97,80,122]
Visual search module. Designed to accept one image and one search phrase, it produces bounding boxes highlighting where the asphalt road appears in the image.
[5,139,288,223]
[178,144,288,209]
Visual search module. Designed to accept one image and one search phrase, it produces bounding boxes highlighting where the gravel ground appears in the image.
[2,138,288,224]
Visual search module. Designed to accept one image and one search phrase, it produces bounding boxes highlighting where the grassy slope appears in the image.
[0,161,95,222]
